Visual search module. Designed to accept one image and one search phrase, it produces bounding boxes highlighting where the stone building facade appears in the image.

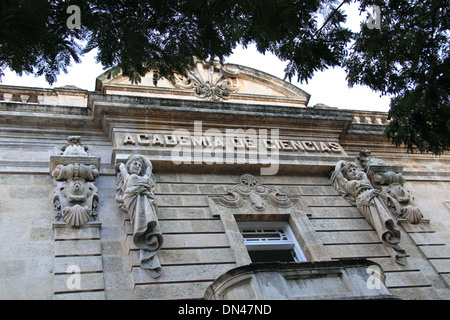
[0,61,449,300]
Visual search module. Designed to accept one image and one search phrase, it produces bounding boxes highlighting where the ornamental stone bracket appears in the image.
[50,136,101,228]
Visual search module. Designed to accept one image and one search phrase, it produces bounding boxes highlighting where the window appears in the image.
[238,222,306,263]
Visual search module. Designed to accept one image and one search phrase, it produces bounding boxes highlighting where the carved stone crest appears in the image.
[50,137,100,228]
[213,174,293,211]
[172,59,240,101]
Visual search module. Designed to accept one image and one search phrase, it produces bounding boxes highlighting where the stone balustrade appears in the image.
[0,85,88,108]
[352,112,390,125]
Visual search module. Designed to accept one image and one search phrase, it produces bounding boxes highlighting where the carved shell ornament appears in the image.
[240,174,258,187]
[63,205,92,228]
[54,179,99,227]
[399,206,424,224]
[173,60,240,101]
[239,174,266,194]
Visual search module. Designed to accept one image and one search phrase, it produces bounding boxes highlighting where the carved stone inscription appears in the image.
[118,131,344,154]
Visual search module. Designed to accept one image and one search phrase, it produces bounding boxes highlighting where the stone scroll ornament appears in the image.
[51,137,100,228]
[172,59,240,102]
[116,155,163,279]
[330,160,408,265]
[214,174,293,211]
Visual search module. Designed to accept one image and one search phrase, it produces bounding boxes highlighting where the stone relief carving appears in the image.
[52,163,99,181]
[213,174,293,211]
[51,137,100,228]
[172,59,240,101]
[60,136,89,156]
[116,155,163,279]
[356,150,423,224]
[331,150,426,265]
[331,160,407,265]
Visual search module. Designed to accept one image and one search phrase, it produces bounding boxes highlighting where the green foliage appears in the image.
[0,0,87,84]
[345,0,449,154]
[1,0,351,84]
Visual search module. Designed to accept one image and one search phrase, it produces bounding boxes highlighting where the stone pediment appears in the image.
[95,60,310,107]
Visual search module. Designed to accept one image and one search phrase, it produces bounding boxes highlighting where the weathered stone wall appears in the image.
[1,79,449,300]
[1,150,449,300]
[0,174,54,299]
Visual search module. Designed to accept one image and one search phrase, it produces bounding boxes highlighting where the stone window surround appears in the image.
[208,196,332,266]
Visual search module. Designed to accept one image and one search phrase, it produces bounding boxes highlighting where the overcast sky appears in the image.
[1,2,391,113]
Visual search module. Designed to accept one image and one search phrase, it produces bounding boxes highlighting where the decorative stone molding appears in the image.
[205,260,398,300]
[211,174,293,212]
[209,174,332,265]
[115,154,163,279]
[51,136,100,228]
[172,59,240,101]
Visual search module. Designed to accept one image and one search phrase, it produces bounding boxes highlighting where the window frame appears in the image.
[238,221,307,263]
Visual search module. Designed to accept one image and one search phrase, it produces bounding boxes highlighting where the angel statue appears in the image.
[116,155,164,278]
[330,160,407,265]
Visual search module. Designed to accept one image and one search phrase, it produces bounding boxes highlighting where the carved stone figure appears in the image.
[331,160,407,265]
[51,137,100,228]
[356,150,423,224]
[116,155,163,278]
[357,149,388,169]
